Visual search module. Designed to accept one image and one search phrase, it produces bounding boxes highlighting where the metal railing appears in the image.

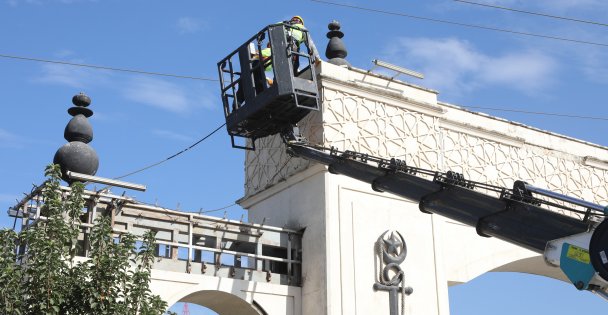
[8,185,303,286]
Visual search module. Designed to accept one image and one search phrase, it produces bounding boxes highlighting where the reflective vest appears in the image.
[288,23,306,45]
[261,48,272,71]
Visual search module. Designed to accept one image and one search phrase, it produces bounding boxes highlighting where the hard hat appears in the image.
[291,15,304,24]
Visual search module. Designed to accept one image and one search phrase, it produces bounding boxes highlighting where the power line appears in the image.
[453,0,608,27]
[120,139,241,215]
[113,123,226,180]
[309,0,608,47]
[133,198,238,215]
[461,106,608,121]
[199,203,238,214]
[0,53,218,81]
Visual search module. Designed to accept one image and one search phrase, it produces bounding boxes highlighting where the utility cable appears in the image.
[105,122,234,214]
[132,198,237,215]
[453,0,608,27]
[199,157,295,215]
[309,0,608,47]
[113,123,226,180]
[461,106,608,121]
[0,53,218,81]
[199,203,238,214]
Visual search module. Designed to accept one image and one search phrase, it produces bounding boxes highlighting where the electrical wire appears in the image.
[461,106,608,121]
[453,0,608,27]
[309,0,608,47]
[0,53,218,81]
[106,114,294,216]
[113,123,226,180]
[132,198,237,215]
[199,203,238,214]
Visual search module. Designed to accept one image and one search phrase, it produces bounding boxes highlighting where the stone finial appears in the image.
[325,20,350,67]
[53,92,99,183]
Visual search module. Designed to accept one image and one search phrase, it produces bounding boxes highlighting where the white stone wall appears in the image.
[242,61,608,314]
[245,62,608,211]
[151,270,301,315]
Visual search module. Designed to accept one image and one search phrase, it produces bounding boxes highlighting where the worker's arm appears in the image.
[298,25,320,62]
[308,35,321,62]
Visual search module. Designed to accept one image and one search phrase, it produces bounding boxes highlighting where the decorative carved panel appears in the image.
[244,111,322,196]
[322,88,441,171]
[244,83,608,217]
[440,129,608,218]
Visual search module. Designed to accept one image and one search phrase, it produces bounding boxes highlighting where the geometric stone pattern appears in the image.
[245,86,608,217]
[322,88,440,171]
[441,128,608,217]
[244,87,440,197]
[244,110,322,196]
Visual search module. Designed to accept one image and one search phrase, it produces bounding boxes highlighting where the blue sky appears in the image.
[1,0,607,314]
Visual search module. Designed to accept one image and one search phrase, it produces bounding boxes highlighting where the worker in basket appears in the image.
[284,15,320,72]
[253,15,320,79]
[233,43,272,111]
[234,15,320,109]
[251,43,274,86]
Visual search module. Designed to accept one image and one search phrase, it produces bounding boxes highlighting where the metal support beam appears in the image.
[522,182,606,213]
[66,171,147,191]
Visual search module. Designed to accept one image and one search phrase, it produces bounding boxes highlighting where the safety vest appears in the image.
[261,48,272,71]
[288,23,306,45]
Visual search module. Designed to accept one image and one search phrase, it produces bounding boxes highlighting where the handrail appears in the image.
[8,184,303,285]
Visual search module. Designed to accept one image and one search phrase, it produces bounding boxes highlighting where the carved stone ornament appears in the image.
[53,92,99,183]
[374,230,413,315]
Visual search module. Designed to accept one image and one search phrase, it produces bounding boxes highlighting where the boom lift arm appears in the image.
[285,140,608,299]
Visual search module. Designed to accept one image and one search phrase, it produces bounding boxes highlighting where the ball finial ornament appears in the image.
[53,93,99,184]
[325,20,350,67]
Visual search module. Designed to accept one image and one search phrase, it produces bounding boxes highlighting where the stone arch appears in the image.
[151,271,300,315]
[442,227,569,286]
[449,271,607,314]
[491,255,568,282]
[174,290,266,315]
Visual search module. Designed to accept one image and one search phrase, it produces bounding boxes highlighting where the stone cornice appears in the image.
[319,73,446,118]
[439,119,525,148]
[439,101,608,153]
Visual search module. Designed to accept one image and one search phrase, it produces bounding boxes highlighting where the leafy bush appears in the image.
[0,165,175,315]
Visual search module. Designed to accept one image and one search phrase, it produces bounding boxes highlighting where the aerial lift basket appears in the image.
[218,23,320,150]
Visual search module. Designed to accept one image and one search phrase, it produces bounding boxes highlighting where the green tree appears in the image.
[0,165,175,314]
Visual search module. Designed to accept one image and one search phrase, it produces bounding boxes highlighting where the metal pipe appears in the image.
[591,289,608,301]
[523,183,606,213]
[66,171,146,192]
[11,181,48,213]
[372,59,424,79]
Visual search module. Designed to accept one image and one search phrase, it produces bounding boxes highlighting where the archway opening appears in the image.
[449,272,605,314]
[169,302,218,315]
[168,290,264,315]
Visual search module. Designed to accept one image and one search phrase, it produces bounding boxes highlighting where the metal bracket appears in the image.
[280,125,305,145]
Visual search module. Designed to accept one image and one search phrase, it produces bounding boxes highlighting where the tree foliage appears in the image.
[0,165,175,314]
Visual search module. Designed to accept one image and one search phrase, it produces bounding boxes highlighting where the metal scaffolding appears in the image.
[8,185,303,286]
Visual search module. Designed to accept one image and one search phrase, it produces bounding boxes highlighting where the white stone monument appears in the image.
[240,61,608,314]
